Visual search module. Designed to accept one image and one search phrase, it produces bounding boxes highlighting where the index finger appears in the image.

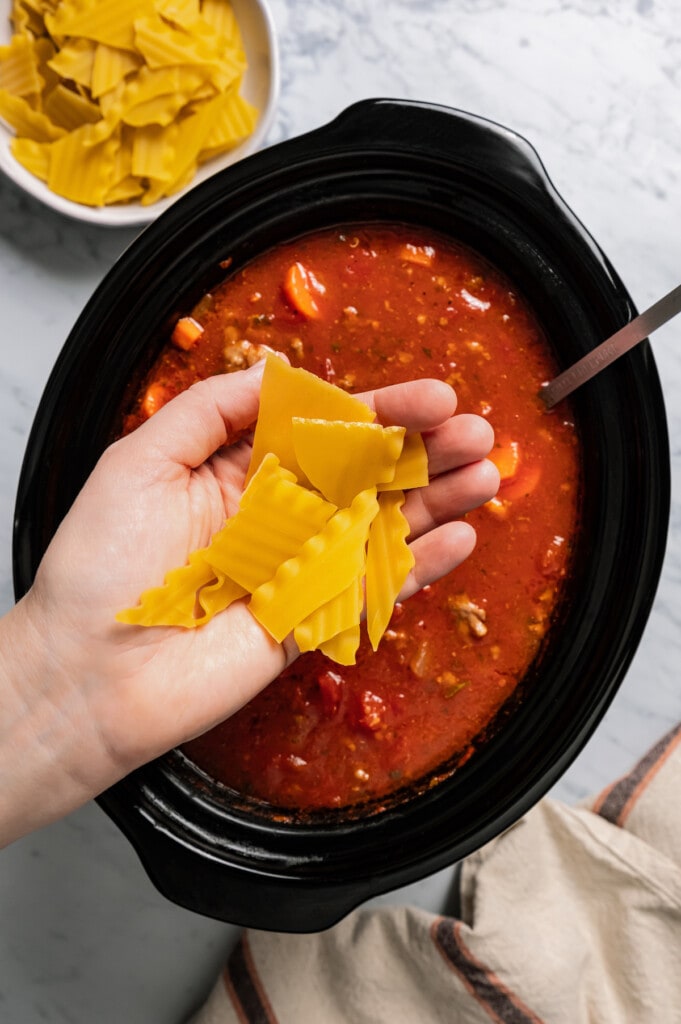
[358,378,457,432]
[124,361,266,470]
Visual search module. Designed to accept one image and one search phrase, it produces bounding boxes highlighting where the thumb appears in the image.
[126,361,266,469]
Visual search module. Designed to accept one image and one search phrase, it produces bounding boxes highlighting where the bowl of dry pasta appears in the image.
[0,0,279,225]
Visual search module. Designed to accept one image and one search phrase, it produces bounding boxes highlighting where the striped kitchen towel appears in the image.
[191,724,681,1024]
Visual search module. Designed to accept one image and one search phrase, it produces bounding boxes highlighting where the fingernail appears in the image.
[244,358,267,376]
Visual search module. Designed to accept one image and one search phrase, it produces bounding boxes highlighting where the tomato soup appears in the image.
[122,225,581,812]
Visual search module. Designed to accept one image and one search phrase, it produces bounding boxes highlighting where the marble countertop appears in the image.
[2,1,681,1021]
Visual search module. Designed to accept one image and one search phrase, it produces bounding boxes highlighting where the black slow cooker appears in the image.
[13,100,669,931]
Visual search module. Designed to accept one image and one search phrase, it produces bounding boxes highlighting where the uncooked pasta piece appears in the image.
[11,0,42,37]
[90,43,142,98]
[319,623,361,667]
[105,173,145,204]
[47,38,96,89]
[155,0,201,30]
[0,88,65,140]
[45,0,156,52]
[249,488,379,644]
[33,36,59,93]
[196,573,248,621]
[134,13,243,82]
[199,87,258,162]
[0,33,41,95]
[131,121,174,179]
[47,122,119,204]
[11,135,50,179]
[137,93,214,200]
[247,354,376,484]
[116,549,218,627]
[291,418,404,508]
[377,432,429,491]
[204,453,337,592]
[365,490,414,651]
[294,577,363,654]
[105,135,144,203]
[200,0,240,43]
[43,82,100,130]
[103,65,209,126]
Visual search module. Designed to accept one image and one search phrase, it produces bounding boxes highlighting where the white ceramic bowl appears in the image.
[0,0,279,226]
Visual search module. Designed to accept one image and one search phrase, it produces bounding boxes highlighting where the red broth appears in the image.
[122,225,581,812]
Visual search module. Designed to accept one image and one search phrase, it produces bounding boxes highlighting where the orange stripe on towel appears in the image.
[431,917,546,1024]
[223,933,279,1024]
[593,724,681,827]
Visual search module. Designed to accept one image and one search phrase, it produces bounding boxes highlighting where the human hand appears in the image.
[0,361,498,843]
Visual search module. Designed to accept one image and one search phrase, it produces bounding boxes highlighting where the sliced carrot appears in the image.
[488,438,520,481]
[142,382,174,418]
[485,439,541,508]
[283,262,326,319]
[498,462,542,502]
[400,243,435,267]
[484,495,510,519]
[171,316,204,351]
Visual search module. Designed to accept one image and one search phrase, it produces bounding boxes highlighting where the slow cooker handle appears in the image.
[310,98,560,213]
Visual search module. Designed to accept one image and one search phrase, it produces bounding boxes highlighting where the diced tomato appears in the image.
[350,690,386,734]
[171,316,204,350]
[283,262,326,319]
[317,670,344,717]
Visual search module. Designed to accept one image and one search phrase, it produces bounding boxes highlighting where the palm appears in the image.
[28,365,499,777]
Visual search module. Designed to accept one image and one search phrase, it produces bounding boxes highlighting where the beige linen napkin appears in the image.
[192,724,681,1024]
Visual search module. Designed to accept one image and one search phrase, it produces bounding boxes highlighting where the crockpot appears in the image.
[13,100,670,932]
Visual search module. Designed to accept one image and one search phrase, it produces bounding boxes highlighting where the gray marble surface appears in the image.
[1,1,681,1021]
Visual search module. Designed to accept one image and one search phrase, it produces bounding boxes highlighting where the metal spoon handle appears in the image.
[540,282,681,409]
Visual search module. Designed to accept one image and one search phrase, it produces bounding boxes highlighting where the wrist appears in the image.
[0,594,107,846]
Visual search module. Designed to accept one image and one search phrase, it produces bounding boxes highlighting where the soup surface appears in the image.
[122,224,581,812]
